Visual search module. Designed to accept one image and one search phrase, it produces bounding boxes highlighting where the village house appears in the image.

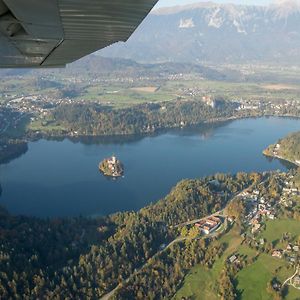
[272,250,282,259]
[289,257,296,264]
[251,223,261,234]
[259,198,265,204]
[268,214,275,220]
[228,255,237,264]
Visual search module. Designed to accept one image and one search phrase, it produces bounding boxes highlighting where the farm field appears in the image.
[174,218,299,300]
[174,226,242,300]
[260,219,300,245]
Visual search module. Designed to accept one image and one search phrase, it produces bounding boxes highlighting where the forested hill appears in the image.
[0,172,255,299]
[2,170,297,299]
[30,99,238,137]
[61,56,226,81]
[0,55,227,81]
[264,131,300,165]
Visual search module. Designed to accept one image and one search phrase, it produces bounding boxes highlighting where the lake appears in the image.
[0,117,299,217]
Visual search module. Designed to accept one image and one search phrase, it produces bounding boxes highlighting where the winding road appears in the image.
[283,265,300,289]
[100,185,252,300]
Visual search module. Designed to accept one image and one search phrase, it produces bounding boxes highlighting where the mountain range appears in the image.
[99,0,300,64]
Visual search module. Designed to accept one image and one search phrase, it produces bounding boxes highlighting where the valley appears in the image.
[0,166,299,299]
[0,1,300,299]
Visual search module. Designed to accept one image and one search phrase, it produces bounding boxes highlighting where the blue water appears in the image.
[0,117,299,217]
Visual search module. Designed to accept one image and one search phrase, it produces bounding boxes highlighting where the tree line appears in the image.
[0,172,257,299]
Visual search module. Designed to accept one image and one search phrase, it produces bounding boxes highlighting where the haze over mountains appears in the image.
[100,1,300,64]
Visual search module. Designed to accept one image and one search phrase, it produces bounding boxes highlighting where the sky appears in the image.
[156,0,273,8]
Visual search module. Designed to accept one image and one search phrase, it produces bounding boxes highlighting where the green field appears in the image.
[174,264,219,300]
[174,226,243,300]
[174,219,300,300]
[2,68,300,110]
[236,254,288,300]
[28,120,67,133]
[69,83,178,108]
[78,78,300,108]
[236,253,299,300]
[55,77,300,111]
[260,218,300,245]
[164,79,300,103]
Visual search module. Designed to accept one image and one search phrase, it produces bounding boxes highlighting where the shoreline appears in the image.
[1,115,299,165]
[263,151,300,168]
[99,157,124,178]
[1,116,299,219]
[25,114,300,142]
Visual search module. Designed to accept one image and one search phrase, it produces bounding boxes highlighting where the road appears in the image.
[174,210,223,228]
[174,187,250,229]
[100,214,230,300]
[100,235,187,300]
[100,185,251,300]
[283,265,299,288]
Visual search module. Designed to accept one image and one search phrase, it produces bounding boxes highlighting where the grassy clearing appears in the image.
[78,85,176,108]
[71,78,294,108]
[236,245,257,259]
[262,84,300,91]
[260,219,300,244]
[174,264,219,300]
[174,226,242,300]
[235,253,298,300]
[284,285,300,300]
[165,79,300,103]
[174,219,299,300]
[236,254,287,300]
[236,218,300,300]
[28,120,67,133]
[130,86,160,93]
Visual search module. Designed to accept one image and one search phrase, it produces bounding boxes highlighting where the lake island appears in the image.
[99,155,124,178]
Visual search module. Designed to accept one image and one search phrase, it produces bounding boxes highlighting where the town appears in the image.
[1,85,299,140]
[175,169,300,296]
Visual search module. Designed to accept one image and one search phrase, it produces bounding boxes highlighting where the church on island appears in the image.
[99,155,124,178]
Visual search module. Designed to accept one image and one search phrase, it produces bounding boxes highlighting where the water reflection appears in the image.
[0,142,28,165]
[0,117,299,218]
[58,121,231,145]
[264,155,297,170]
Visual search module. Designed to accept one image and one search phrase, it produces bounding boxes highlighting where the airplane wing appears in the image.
[0,0,158,68]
